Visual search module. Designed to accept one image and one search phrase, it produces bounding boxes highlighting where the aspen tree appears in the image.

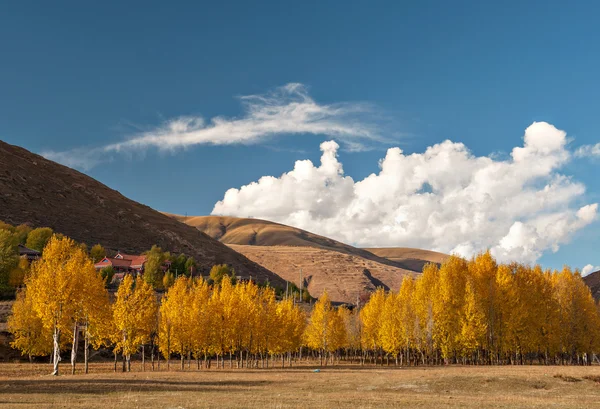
[26,235,88,375]
[8,289,52,362]
[433,255,468,363]
[379,291,402,363]
[113,275,157,371]
[413,263,439,363]
[305,290,335,366]
[359,287,385,363]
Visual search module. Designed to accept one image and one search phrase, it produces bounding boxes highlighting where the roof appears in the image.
[18,244,41,256]
[116,252,147,268]
[94,257,132,269]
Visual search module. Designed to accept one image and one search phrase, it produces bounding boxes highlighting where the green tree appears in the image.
[210,264,235,285]
[0,229,18,288]
[144,245,166,289]
[90,244,106,263]
[100,266,115,286]
[184,257,197,277]
[14,224,32,245]
[25,227,53,253]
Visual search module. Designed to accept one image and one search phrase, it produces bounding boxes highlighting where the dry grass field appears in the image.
[1,362,600,408]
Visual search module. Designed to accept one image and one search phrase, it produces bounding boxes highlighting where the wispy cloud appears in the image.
[42,83,381,170]
[574,143,600,158]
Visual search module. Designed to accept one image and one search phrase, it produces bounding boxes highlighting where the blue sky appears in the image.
[1,1,599,271]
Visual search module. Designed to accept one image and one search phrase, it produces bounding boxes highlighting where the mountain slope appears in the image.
[0,140,283,286]
[167,215,440,302]
[583,270,600,300]
[362,247,449,273]
[228,244,413,302]
[167,214,426,270]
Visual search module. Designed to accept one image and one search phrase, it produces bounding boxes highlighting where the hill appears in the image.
[362,247,449,273]
[228,244,414,302]
[0,140,283,286]
[167,215,431,270]
[167,215,440,302]
[583,270,600,300]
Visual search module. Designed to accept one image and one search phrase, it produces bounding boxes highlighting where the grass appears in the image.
[1,362,600,408]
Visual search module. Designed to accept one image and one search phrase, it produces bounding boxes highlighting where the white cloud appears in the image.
[42,83,380,170]
[582,264,600,277]
[212,122,598,264]
[575,143,600,158]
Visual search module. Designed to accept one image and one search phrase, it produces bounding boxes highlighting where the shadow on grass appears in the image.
[0,378,272,395]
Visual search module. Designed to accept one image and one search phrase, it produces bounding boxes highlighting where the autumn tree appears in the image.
[113,275,158,371]
[26,235,94,375]
[8,289,52,362]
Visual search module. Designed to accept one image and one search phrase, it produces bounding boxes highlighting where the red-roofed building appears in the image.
[94,251,172,282]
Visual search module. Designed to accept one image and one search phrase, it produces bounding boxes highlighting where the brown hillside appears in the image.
[228,244,415,303]
[363,247,449,272]
[583,270,600,300]
[167,214,445,302]
[0,140,283,286]
[167,214,426,271]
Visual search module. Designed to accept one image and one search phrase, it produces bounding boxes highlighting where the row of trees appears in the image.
[8,235,600,374]
[8,235,308,374]
[359,253,600,366]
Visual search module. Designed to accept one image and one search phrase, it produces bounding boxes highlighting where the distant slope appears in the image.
[362,247,449,272]
[229,245,414,303]
[167,214,440,303]
[583,270,600,300]
[167,214,422,270]
[0,140,283,286]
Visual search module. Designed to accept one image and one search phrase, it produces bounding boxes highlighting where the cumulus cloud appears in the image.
[575,143,600,158]
[42,83,380,170]
[212,122,598,264]
[582,264,599,277]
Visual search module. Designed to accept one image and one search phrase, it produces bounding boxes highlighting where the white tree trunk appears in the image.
[52,327,61,376]
[71,323,79,375]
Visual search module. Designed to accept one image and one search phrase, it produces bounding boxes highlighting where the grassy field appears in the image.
[1,362,600,408]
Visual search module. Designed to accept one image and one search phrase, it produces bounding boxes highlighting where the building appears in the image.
[18,244,41,261]
[94,252,148,280]
[94,252,172,281]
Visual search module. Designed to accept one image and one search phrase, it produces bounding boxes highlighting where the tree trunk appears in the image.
[71,323,79,375]
[181,353,185,370]
[114,350,117,372]
[51,326,61,376]
[84,326,89,374]
[142,345,145,372]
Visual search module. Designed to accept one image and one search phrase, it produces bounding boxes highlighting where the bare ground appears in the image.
[1,362,600,408]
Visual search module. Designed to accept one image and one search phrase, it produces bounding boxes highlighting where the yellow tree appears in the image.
[379,291,402,364]
[467,251,499,359]
[458,279,487,361]
[189,277,212,368]
[113,275,157,371]
[304,290,337,366]
[433,255,468,363]
[359,287,385,364]
[159,276,194,369]
[413,263,439,364]
[8,289,52,362]
[255,286,278,368]
[26,235,88,375]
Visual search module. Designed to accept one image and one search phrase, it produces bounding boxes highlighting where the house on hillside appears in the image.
[94,252,171,282]
[18,244,41,261]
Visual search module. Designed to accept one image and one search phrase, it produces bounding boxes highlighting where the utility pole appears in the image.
[299,268,303,303]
